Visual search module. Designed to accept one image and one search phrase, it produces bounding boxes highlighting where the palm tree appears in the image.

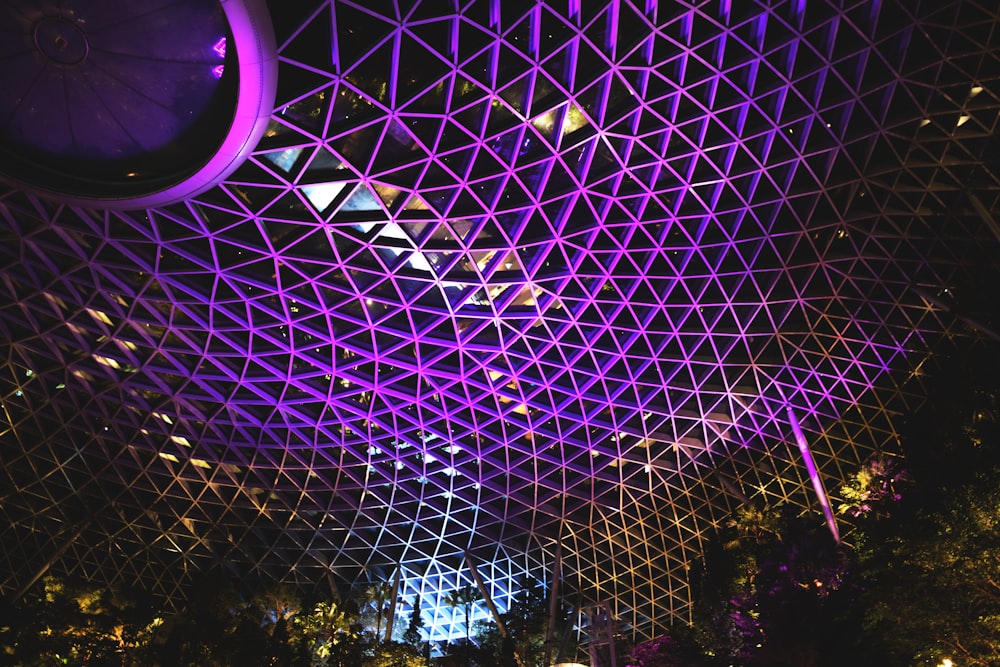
[291,600,355,663]
[365,580,394,643]
[724,504,782,550]
[444,584,482,649]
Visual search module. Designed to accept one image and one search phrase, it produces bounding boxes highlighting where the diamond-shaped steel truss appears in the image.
[2,0,1000,642]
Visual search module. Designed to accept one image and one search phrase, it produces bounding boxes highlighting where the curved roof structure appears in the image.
[2,0,999,641]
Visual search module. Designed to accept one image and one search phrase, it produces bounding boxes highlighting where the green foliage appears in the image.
[0,574,161,666]
[367,641,427,667]
[839,338,1000,666]
[853,469,1000,666]
[724,505,783,549]
[144,576,300,666]
[291,600,357,667]
[0,575,448,667]
[364,581,395,643]
[899,343,1000,490]
[837,455,909,520]
[498,578,549,667]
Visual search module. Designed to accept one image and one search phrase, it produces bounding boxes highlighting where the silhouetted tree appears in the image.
[629,634,708,667]
[692,506,852,665]
[846,468,1000,666]
[365,581,395,643]
[444,585,481,646]
[402,594,426,647]
[0,575,161,666]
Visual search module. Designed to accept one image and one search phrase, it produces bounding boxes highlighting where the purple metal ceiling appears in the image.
[1,0,999,641]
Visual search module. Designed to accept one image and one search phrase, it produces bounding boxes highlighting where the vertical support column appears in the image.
[568,0,580,22]
[787,408,840,543]
[465,553,527,667]
[645,0,658,22]
[544,538,562,666]
[529,4,541,59]
[606,0,620,59]
[384,565,402,642]
[585,601,617,667]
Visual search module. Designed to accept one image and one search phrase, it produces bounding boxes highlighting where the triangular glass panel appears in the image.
[484,127,523,165]
[402,194,431,211]
[256,119,316,151]
[329,88,382,134]
[262,147,305,173]
[373,184,403,207]
[223,184,284,210]
[458,44,496,88]
[530,106,562,146]
[562,103,590,137]
[397,33,455,101]
[336,184,381,213]
[376,220,408,241]
[497,74,530,115]
[399,220,430,240]
[302,182,348,211]
[308,147,345,171]
[277,86,333,136]
[261,191,313,222]
[403,249,434,273]
[333,4,395,72]
[279,4,334,68]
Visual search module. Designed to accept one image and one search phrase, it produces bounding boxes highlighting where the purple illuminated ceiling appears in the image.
[1,0,999,641]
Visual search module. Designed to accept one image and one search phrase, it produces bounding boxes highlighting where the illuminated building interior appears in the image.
[1,0,999,643]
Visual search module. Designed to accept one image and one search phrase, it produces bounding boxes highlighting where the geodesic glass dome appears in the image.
[2,0,1000,643]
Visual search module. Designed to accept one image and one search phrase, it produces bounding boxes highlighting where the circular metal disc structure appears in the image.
[1,0,999,642]
[0,0,276,207]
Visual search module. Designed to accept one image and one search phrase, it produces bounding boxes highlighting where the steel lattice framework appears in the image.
[2,0,1000,642]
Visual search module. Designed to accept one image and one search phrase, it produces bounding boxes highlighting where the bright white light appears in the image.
[302,182,346,210]
[407,251,433,272]
[378,221,408,240]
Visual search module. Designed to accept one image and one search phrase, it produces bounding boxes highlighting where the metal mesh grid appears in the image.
[2,0,1000,641]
